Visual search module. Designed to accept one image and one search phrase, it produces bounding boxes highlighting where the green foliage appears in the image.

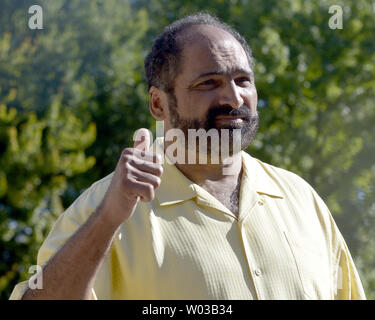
[0,102,96,298]
[1,0,374,299]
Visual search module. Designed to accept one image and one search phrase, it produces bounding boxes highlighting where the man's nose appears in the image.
[218,80,244,109]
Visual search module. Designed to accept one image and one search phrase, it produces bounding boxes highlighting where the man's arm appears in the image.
[21,129,163,299]
[22,205,120,300]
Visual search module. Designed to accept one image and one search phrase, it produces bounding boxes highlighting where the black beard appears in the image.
[167,92,259,156]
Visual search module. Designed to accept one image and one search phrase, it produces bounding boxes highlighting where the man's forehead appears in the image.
[178,24,237,45]
[177,25,251,79]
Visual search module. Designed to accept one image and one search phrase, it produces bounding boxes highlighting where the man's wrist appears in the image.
[95,197,136,231]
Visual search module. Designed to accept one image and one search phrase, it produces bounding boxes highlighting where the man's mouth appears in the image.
[214,115,245,123]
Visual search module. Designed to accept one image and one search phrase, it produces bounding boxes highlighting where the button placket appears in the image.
[254,199,264,278]
[239,225,259,299]
[237,190,266,299]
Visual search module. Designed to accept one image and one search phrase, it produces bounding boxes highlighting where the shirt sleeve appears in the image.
[308,184,366,300]
[9,280,29,300]
[8,174,113,300]
[333,234,366,300]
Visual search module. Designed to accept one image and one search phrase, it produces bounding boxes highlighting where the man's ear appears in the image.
[149,86,168,121]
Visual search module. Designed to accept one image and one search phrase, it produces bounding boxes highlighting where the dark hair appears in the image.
[144,12,254,93]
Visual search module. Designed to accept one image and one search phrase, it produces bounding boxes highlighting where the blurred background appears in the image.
[0,0,374,299]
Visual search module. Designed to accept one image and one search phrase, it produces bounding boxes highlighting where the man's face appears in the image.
[164,25,259,155]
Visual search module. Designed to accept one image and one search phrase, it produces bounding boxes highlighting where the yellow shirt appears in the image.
[10,138,365,300]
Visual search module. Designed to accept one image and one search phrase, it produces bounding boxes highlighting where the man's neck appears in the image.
[174,152,242,186]
[161,139,244,215]
[174,152,243,216]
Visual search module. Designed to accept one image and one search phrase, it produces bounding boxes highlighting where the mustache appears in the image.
[207,105,254,120]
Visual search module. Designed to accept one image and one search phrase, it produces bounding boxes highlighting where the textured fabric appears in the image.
[9,138,366,300]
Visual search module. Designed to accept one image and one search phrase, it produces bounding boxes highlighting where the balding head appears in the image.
[145,12,254,93]
[175,25,252,83]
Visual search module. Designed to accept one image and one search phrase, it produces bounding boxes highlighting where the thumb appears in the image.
[133,128,151,151]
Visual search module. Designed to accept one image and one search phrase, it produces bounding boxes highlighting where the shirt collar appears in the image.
[153,138,197,206]
[241,151,284,199]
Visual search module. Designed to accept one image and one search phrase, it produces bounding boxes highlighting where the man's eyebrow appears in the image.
[191,68,253,82]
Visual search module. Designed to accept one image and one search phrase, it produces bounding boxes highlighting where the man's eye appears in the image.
[199,79,215,86]
[236,77,251,84]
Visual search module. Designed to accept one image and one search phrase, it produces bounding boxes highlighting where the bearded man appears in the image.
[10,12,365,300]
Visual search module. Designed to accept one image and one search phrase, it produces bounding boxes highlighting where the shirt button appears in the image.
[258,200,264,206]
[255,268,262,276]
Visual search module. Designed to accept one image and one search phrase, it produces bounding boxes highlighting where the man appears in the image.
[10,12,365,300]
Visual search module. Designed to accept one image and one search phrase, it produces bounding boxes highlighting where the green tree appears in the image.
[0,101,96,298]
[1,0,374,299]
[0,0,151,181]
[0,0,150,298]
